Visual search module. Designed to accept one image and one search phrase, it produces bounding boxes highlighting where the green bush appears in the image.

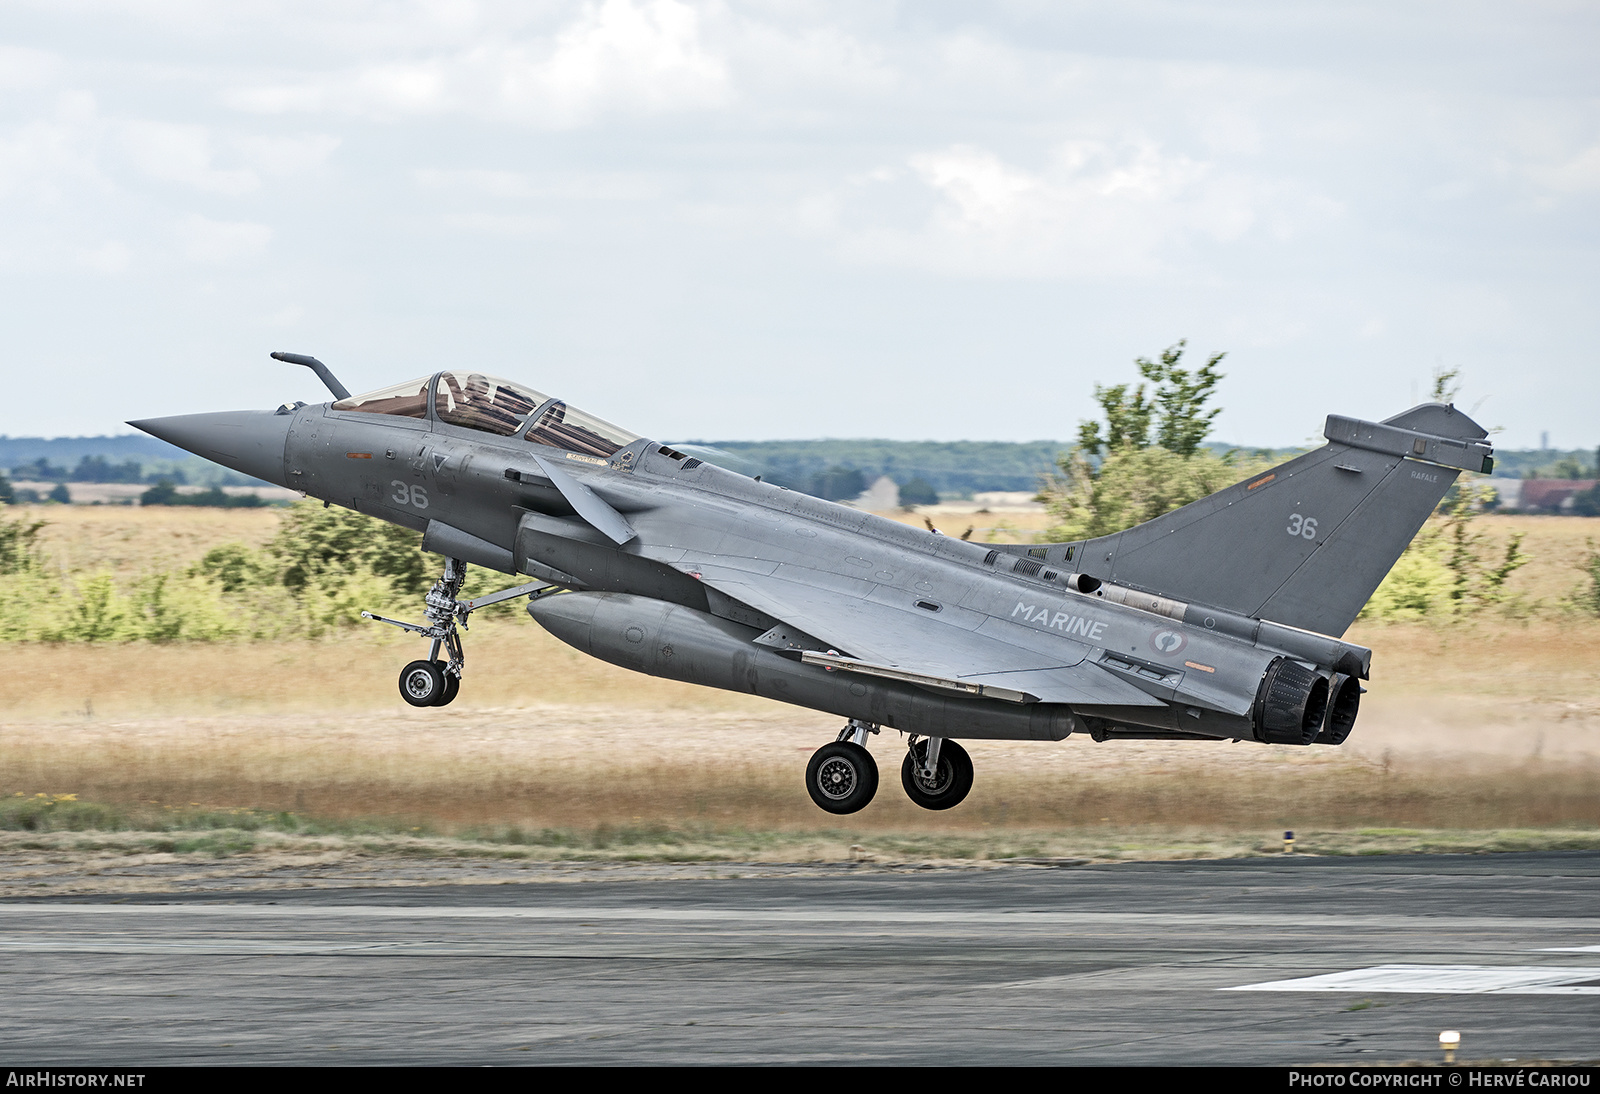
[1360,484,1529,622]
[269,500,428,593]
[1044,444,1264,541]
[1576,540,1600,616]
[0,500,455,643]
[1041,341,1269,541]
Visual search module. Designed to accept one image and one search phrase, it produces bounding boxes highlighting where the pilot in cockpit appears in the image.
[450,372,524,435]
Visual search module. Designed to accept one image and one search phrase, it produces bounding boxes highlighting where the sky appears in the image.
[1,0,1596,449]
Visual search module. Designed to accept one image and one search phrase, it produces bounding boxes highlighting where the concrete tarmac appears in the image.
[2,852,1599,1066]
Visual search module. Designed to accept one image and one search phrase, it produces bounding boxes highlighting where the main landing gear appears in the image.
[362,557,552,708]
[900,736,973,811]
[804,722,975,814]
[806,721,880,814]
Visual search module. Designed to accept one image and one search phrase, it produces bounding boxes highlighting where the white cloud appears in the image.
[414,168,537,199]
[178,214,272,263]
[0,45,61,90]
[413,166,659,201]
[78,240,131,274]
[122,121,258,195]
[224,0,728,128]
[234,133,342,175]
[507,0,729,125]
[1531,145,1600,195]
[823,141,1283,278]
[441,211,558,236]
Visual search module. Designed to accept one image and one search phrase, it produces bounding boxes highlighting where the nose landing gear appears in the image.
[363,557,552,707]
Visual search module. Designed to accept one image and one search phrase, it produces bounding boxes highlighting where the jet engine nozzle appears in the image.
[1252,658,1330,746]
[1316,672,1361,745]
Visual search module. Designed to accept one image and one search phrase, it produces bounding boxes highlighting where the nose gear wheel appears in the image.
[366,559,557,708]
[399,659,447,707]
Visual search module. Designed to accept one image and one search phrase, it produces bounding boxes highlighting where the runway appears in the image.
[2,852,1598,1066]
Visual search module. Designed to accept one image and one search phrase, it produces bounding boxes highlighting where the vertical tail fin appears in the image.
[1065,403,1492,637]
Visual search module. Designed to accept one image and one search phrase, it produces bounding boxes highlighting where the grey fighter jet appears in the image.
[132,353,1494,814]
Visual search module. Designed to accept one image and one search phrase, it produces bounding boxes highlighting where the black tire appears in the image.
[900,738,973,811]
[399,660,446,707]
[805,741,879,814]
[435,669,460,707]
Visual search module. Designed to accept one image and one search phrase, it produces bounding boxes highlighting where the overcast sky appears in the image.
[1,1,1595,448]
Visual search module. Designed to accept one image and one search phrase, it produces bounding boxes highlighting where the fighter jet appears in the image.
[132,353,1494,814]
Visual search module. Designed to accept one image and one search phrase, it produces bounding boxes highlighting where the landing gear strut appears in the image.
[805,720,879,814]
[900,736,973,811]
[363,558,552,708]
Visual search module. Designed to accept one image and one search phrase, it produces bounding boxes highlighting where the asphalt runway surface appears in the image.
[2,852,1598,1066]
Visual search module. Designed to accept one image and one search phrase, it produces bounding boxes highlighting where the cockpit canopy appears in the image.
[331,370,642,459]
[435,373,546,436]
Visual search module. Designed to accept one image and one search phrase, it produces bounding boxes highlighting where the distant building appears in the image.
[1489,480,1521,510]
[852,475,900,511]
[1516,479,1597,512]
[973,491,1043,510]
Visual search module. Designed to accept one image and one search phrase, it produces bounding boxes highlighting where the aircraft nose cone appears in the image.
[129,410,294,488]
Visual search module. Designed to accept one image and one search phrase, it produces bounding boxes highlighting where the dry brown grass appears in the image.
[18,502,1597,602]
[884,507,1052,544]
[2,617,1596,835]
[1470,513,1600,603]
[3,702,1596,834]
[17,504,282,580]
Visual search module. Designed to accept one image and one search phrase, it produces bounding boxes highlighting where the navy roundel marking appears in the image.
[1150,628,1187,655]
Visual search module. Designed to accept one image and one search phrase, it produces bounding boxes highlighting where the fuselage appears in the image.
[134,369,1369,746]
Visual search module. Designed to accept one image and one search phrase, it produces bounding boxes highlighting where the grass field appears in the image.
[2,507,1598,877]
[20,503,1591,604]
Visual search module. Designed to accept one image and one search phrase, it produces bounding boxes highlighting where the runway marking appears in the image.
[1541,944,1600,952]
[0,939,439,955]
[1226,964,1600,994]
[2,905,1597,931]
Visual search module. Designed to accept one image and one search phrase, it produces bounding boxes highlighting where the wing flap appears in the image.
[670,556,1163,708]
[800,651,1163,707]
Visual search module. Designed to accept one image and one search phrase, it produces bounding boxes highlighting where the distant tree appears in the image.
[144,465,187,485]
[71,455,144,483]
[1044,341,1249,541]
[140,481,180,506]
[47,483,71,503]
[19,458,70,482]
[812,466,866,502]
[0,471,12,505]
[141,481,265,508]
[898,477,940,507]
[1571,484,1600,517]
[1551,456,1588,480]
[1074,340,1225,461]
